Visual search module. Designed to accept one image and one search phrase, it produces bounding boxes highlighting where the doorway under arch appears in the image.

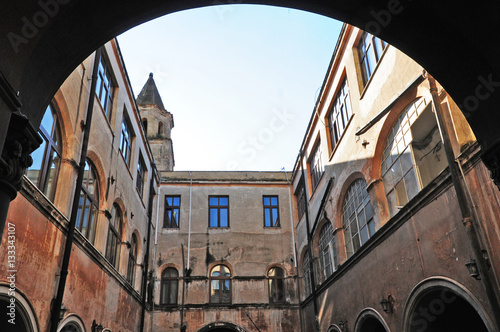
[354,309,390,332]
[403,278,494,332]
[197,321,247,332]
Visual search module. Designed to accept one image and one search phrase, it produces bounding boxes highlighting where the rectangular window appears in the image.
[164,196,181,228]
[295,181,306,219]
[309,141,324,190]
[209,196,229,227]
[95,54,114,120]
[328,79,352,152]
[263,195,280,227]
[120,114,133,165]
[136,154,146,199]
[358,32,387,85]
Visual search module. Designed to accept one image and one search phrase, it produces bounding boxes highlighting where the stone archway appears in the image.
[197,321,247,332]
[403,278,495,332]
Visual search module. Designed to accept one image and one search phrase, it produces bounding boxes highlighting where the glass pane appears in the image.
[210,209,218,227]
[166,197,172,206]
[271,197,278,205]
[173,197,180,206]
[220,209,228,227]
[269,279,275,301]
[220,197,228,206]
[360,226,369,245]
[368,219,376,237]
[221,280,231,303]
[26,137,47,186]
[209,197,218,206]
[41,106,55,134]
[170,280,178,304]
[390,159,403,183]
[221,265,230,277]
[264,209,271,227]
[210,280,219,303]
[400,148,414,174]
[276,278,284,301]
[263,197,270,205]
[352,233,361,252]
[383,173,394,195]
[404,168,420,201]
[395,180,408,207]
[272,208,279,226]
[44,148,60,199]
[387,190,398,217]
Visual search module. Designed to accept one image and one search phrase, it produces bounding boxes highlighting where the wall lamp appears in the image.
[466,257,480,279]
[338,320,347,331]
[91,320,104,332]
[380,295,394,313]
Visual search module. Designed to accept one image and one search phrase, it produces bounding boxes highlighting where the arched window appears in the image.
[127,233,138,285]
[105,203,122,269]
[382,98,446,217]
[343,179,374,259]
[210,265,231,304]
[302,251,312,296]
[142,118,148,134]
[26,104,61,201]
[319,222,337,280]
[158,121,164,136]
[160,267,179,305]
[75,159,99,244]
[268,267,285,303]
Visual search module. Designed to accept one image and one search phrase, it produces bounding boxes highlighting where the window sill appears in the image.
[359,46,390,100]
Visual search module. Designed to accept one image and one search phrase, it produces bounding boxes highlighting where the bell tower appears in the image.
[137,73,174,171]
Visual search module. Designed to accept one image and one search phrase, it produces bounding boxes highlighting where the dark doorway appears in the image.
[358,316,387,332]
[408,289,488,332]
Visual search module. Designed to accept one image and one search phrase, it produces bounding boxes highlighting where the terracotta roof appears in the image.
[137,73,165,111]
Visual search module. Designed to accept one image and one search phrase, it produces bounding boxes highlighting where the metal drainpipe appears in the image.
[140,164,157,332]
[428,74,500,328]
[284,168,302,331]
[187,171,193,271]
[151,170,162,332]
[49,47,102,332]
[299,152,319,331]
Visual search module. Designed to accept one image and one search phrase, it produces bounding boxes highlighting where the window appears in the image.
[160,267,178,305]
[382,98,446,217]
[95,55,114,119]
[209,196,229,227]
[309,141,324,190]
[328,79,352,151]
[127,234,137,285]
[319,223,337,280]
[26,104,61,201]
[295,181,306,219]
[120,115,133,165]
[268,267,285,303]
[210,265,231,304]
[164,196,180,228]
[263,196,280,227]
[158,122,164,136]
[303,251,312,296]
[142,118,148,134]
[60,323,82,332]
[136,154,146,199]
[343,179,375,259]
[105,203,122,268]
[358,32,387,85]
[75,159,99,244]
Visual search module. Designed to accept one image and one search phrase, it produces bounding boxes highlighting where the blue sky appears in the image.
[118,5,342,171]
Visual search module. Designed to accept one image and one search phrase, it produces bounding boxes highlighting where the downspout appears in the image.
[140,164,157,332]
[187,171,193,271]
[151,170,162,332]
[428,74,500,329]
[284,168,303,332]
[299,152,319,331]
[49,47,102,332]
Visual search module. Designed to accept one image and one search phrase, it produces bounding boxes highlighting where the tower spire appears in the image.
[137,72,166,111]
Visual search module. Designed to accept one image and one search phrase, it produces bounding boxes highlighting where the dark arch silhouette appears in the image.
[1,0,499,152]
[197,321,246,332]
